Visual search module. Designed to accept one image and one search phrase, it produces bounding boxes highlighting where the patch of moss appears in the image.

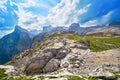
[0,69,8,80]
[66,35,84,43]
[48,76,58,79]
[49,43,55,47]
[15,76,34,80]
[27,49,36,56]
[66,75,85,80]
[110,71,120,79]
[39,76,45,80]
[88,76,97,80]
[51,33,64,38]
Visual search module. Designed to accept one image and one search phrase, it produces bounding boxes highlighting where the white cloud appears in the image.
[19,0,37,8]
[15,0,43,30]
[101,10,114,24]
[0,29,14,38]
[16,0,91,30]
[17,7,44,30]
[81,10,114,27]
[46,0,79,26]
[0,0,7,12]
[45,0,91,27]
[81,20,98,27]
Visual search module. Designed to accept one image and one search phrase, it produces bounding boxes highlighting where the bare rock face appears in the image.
[24,43,69,74]
[10,35,120,78]
[24,57,47,74]
[55,48,70,60]
[24,50,55,74]
[43,59,60,73]
[52,42,64,49]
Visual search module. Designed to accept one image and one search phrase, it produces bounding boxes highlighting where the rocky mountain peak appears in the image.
[0,25,33,64]
[69,23,80,31]
[43,25,53,32]
[14,25,28,33]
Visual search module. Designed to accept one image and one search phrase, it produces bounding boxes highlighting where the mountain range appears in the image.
[0,23,120,80]
[0,23,120,64]
[3,31,120,80]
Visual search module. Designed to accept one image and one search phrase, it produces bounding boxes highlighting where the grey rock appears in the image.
[24,50,54,74]
[55,48,70,60]
[43,59,60,73]
[24,57,47,74]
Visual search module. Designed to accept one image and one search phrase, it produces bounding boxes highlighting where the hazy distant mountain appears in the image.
[87,26,120,34]
[69,23,80,31]
[69,23,90,34]
[69,23,120,34]
[43,25,53,32]
[109,21,120,26]
[0,25,33,64]
[43,25,68,33]
[51,26,68,33]
[31,26,68,48]
[30,29,42,36]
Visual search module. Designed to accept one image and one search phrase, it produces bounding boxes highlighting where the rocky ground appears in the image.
[0,33,120,80]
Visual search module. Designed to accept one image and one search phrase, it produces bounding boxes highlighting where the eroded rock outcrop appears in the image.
[9,34,120,79]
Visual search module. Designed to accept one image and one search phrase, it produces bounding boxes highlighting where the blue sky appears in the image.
[0,0,120,38]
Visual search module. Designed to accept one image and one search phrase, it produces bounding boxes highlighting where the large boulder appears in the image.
[24,51,54,74]
[24,46,70,74]
[24,57,46,74]
[43,59,60,73]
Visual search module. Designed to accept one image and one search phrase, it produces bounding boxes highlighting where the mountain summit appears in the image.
[14,25,27,32]
[0,26,33,64]
[69,23,80,31]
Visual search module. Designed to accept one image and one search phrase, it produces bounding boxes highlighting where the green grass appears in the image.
[88,76,97,80]
[27,49,36,56]
[66,75,85,80]
[108,70,120,79]
[112,72,120,78]
[48,76,58,79]
[0,69,8,80]
[0,69,34,80]
[66,35,120,52]
[51,33,64,37]
[14,76,34,80]
[39,76,45,80]
[66,35,84,43]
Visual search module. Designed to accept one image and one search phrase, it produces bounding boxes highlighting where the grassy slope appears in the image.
[66,35,120,52]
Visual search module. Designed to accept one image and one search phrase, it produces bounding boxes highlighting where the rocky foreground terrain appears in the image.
[0,32,120,80]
